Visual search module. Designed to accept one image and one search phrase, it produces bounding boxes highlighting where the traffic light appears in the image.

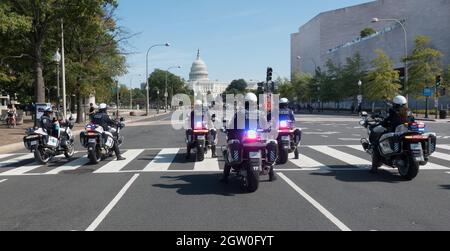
[436,75,443,87]
[267,67,273,82]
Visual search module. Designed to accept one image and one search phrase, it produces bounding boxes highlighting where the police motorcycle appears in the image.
[186,120,209,162]
[276,113,302,164]
[80,118,125,164]
[359,112,437,180]
[23,117,76,164]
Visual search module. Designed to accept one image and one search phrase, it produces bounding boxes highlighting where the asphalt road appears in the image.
[0,113,450,231]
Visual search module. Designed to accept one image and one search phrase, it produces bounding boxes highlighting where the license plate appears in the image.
[30,141,37,146]
[88,138,96,143]
[249,151,261,159]
[197,135,206,140]
[282,136,290,141]
[411,144,422,150]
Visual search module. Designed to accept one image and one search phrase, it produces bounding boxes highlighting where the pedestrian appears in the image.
[88,103,96,121]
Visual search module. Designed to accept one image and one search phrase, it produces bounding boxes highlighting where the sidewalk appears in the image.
[0,109,168,154]
[414,113,450,123]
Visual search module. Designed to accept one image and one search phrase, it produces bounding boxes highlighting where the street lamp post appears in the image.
[372,18,408,98]
[61,19,67,119]
[165,66,181,112]
[145,43,170,116]
[53,49,61,112]
[358,80,363,114]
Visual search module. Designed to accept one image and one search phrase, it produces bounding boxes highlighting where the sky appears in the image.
[116,0,374,88]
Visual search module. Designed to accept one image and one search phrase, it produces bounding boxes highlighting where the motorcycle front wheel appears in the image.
[196,146,205,162]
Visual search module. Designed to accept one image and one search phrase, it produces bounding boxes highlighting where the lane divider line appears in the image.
[86,174,140,231]
[0,179,7,184]
[278,172,352,231]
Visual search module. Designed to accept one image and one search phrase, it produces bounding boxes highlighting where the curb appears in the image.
[0,112,170,154]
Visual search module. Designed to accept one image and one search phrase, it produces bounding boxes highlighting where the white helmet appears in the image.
[245,93,258,104]
[280,98,289,104]
[393,95,407,106]
[194,100,203,106]
[99,103,107,110]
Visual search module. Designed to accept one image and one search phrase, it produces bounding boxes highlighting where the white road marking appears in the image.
[346,145,365,152]
[338,138,361,141]
[86,174,140,231]
[430,152,450,162]
[0,179,7,184]
[45,156,90,175]
[303,132,339,135]
[438,145,450,151]
[309,146,371,168]
[278,173,351,231]
[142,148,179,171]
[94,150,145,174]
[0,154,33,168]
[0,154,14,160]
[0,162,43,176]
[194,156,220,171]
[290,154,326,169]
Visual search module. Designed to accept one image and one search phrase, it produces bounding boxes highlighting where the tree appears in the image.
[364,50,401,101]
[360,28,376,38]
[147,69,190,105]
[342,53,366,100]
[291,72,313,103]
[406,35,443,98]
[224,79,248,95]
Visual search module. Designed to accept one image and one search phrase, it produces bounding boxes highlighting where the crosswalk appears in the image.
[0,145,449,177]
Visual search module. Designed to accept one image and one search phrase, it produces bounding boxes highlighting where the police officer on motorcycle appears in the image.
[279,98,302,159]
[91,103,126,161]
[370,95,411,173]
[220,92,269,183]
[186,100,218,159]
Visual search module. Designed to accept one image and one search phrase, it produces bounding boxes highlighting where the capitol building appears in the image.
[188,50,228,99]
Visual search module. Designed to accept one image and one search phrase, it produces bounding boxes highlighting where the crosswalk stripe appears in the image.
[194,156,221,171]
[0,154,14,160]
[0,162,43,176]
[290,154,324,170]
[438,145,450,151]
[309,146,371,167]
[0,154,34,168]
[346,145,365,152]
[45,156,90,175]
[94,150,145,174]
[142,148,179,172]
[431,152,450,162]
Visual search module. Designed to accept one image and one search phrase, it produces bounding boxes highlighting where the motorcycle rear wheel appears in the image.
[88,147,102,164]
[196,146,205,162]
[64,143,75,159]
[398,157,419,181]
[245,164,260,193]
[278,147,289,165]
[34,148,51,165]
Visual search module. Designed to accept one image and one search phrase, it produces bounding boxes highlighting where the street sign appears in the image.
[423,87,432,97]
[357,95,363,103]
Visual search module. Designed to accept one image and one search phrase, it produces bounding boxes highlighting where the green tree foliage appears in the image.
[224,79,248,95]
[147,69,190,105]
[364,50,401,101]
[406,35,443,98]
[291,72,313,103]
[360,28,376,38]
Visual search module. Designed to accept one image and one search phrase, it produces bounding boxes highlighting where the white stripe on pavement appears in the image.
[45,156,90,175]
[309,146,371,167]
[142,148,179,172]
[437,145,450,151]
[430,152,450,162]
[94,150,145,174]
[290,154,325,170]
[0,179,7,184]
[0,162,43,176]
[0,154,14,160]
[86,174,140,231]
[0,154,33,168]
[278,173,351,231]
[194,156,220,171]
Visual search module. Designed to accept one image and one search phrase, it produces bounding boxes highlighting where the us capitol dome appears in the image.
[188,50,228,99]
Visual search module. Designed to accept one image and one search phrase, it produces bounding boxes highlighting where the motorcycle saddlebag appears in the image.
[379,133,401,156]
[266,140,278,165]
[227,140,243,165]
[423,133,437,157]
[45,136,59,149]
